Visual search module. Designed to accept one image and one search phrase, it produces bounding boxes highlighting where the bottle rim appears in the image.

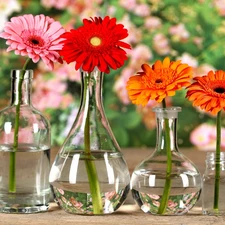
[11,69,33,79]
[206,152,225,162]
[152,107,182,112]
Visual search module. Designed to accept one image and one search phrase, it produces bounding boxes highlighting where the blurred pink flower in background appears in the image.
[55,62,81,82]
[41,0,102,13]
[177,53,216,78]
[153,33,171,55]
[120,15,142,44]
[193,64,216,77]
[144,16,162,31]
[128,44,153,69]
[114,67,135,105]
[41,0,72,9]
[134,4,150,17]
[60,94,74,109]
[190,123,225,151]
[178,53,198,68]
[32,75,70,110]
[114,44,152,105]
[119,0,136,11]
[213,0,225,16]
[169,23,190,42]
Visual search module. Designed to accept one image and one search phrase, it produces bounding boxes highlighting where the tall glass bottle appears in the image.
[49,68,130,215]
[0,69,51,213]
[130,107,202,215]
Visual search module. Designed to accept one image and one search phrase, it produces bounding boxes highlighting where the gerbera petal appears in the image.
[187,70,225,114]
[162,57,170,68]
[153,60,163,69]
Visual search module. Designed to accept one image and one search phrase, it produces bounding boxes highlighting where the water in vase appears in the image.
[131,170,201,215]
[0,144,51,213]
[50,151,130,214]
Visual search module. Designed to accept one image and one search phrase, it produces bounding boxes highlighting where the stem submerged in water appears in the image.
[9,58,30,193]
[213,110,221,211]
[157,99,172,214]
[83,74,103,214]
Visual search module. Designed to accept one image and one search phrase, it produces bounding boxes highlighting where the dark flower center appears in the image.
[31,39,39,45]
[155,79,163,84]
[214,87,225,94]
[28,35,44,47]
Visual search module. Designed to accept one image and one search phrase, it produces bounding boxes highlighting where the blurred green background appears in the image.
[1,0,225,150]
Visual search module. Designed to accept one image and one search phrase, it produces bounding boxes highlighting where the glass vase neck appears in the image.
[63,68,121,153]
[80,68,104,106]
[153,107,181,153]
[10,69,33,106]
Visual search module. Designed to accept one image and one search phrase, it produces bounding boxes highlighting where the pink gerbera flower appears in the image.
[0,14,65,70]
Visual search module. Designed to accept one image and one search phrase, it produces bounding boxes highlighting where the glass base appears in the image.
[0,190,50,214]
[53,184,130,215]
[132,187,201,215]
[202,209,225,216]
[0,204,49,214]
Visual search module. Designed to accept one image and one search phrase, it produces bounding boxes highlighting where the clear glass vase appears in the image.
[49,68,130,215]
[0,70,51,213]
[130,107,202,215]
[202,152,225,215]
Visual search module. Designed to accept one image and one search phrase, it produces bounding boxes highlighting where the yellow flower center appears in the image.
[90,36,101,46]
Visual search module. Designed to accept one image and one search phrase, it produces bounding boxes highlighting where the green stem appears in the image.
[83,74,103,214]
[9,58,30,193]
[157,99,172,214]
[213,110,221,211]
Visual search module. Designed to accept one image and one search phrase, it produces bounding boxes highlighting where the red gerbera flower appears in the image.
[60,16,131,74]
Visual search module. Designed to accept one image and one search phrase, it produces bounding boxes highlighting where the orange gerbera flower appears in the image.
[186,70,225,115]
[126,57,193,106]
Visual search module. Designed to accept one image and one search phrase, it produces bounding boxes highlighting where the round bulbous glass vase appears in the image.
[202,152,225,216]
[130,107,202,215]
[49,68,130,215]
[0,70,51,213]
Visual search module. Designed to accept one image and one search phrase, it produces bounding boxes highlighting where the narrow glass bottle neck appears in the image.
[10,70,33,106]
[80,69,104,111]
[154,108,180,153]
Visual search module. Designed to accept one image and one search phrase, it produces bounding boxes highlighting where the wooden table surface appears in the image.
[1,148,223,225]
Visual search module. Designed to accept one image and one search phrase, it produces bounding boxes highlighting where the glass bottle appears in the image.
[202,152,225,215]
[0,69,51,213]
[49,68,130,215]
[130,107,202,215]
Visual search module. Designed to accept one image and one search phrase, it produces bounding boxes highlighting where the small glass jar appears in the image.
[202,152,225,215]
